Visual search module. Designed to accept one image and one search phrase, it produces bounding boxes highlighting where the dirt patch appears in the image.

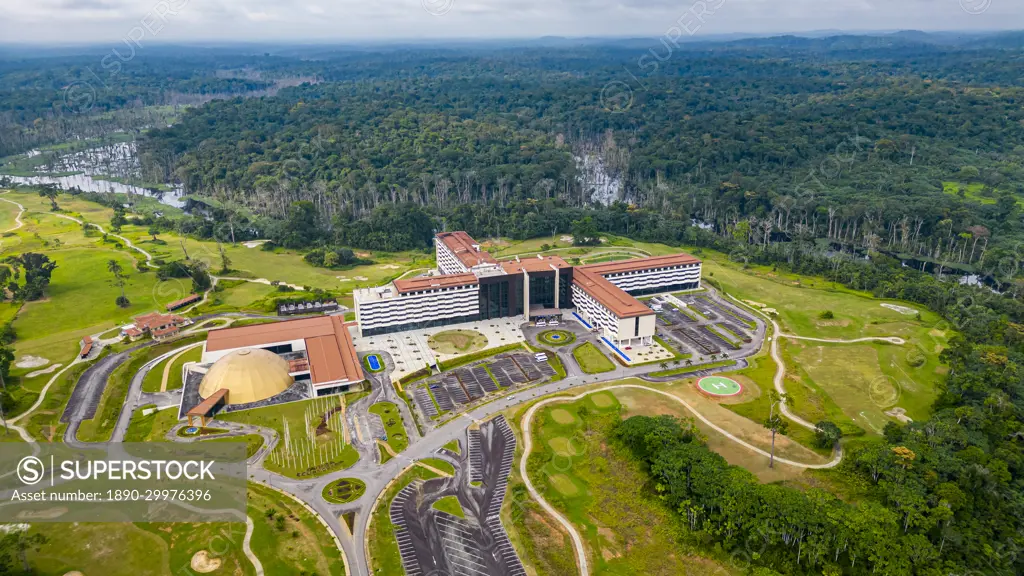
[378,264,401,270]
[354,276,369,281]
[882,303,918,315]
[885,407,913,423]
[63,572,84,576]
[190,550,222,573]
[242,240,269,248]
[335,276,351,282]
[15,355,49,369]
[815,319,851,328]
[356,252,371,258]
[26,363,62,378]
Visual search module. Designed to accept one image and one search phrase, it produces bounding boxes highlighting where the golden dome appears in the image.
[199,348,293,405]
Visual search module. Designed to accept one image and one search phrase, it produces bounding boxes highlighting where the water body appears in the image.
[3,141,185,208]
[5,173,186,209]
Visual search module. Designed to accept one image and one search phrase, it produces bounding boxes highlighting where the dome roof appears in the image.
[199,348,293,405]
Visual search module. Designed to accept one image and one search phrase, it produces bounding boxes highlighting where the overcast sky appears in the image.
[0,0,1020,44]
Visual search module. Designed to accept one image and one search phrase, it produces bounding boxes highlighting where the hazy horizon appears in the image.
[0,0,1020,45]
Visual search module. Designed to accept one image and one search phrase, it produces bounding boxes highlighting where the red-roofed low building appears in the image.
[123,312,191,341]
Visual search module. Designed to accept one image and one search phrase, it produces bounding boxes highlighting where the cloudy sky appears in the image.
[0,0,1019,44]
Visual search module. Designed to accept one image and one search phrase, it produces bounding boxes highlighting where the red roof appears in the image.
[573,268,654,319]
[205,316,364,386]
[134,312,185,332]
[166,294,201,311]
[436,231,497,268]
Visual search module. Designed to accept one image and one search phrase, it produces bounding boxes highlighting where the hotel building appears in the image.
[354,232,701,344]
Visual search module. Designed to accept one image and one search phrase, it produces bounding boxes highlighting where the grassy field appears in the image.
[19,483,344,576]
[203,433,265,458]
[519,388,739,575]
[140,344,202,393]
[442,439,461,454]
[218,394,361,478]
[572,342,615,374]
[246,482,347,575]
[368,465,441,575]
[427,329,488,354]
[418,457,456,476]
[432,495,466,518]
[369,401,409,454]
[123,404,181,442]
[700,257,949,435]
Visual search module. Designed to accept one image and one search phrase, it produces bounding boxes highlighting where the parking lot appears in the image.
[649,292,766,362]
[412,352,556,422]
[389,417,525,576]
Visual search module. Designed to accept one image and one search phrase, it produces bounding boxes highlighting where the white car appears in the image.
[549,320,559,326]
[536,320,547,327]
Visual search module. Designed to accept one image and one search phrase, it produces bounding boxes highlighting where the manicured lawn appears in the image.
[572,342,615,374]
[218,393,361,478]
[442,439,461,454]
[432,495,465,518]
[428,329,488,354]
[123,404,181,442]
[322,478,366,504]
[163,346,201,391]
[369,401,409,454]
[367,466,441,575]
[418,457,456,476]
[202,433,265,459]
[247,482,347,575]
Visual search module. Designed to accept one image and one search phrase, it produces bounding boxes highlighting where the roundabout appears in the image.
[697,375,743,397]
[323,478,367,504]
[537,329,576,346]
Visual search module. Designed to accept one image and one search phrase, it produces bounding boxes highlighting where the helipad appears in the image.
[697,375,742,397]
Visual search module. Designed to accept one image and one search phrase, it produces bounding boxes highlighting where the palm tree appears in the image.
[673,359,681,366]
[659,362,669,370]
[685,359,693,366]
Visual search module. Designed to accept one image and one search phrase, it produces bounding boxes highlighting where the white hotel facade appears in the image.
[354,232,702,343]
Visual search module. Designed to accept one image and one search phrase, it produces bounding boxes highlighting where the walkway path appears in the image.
[243,516,265,576]
[518,382,844,576]
[159,342,202,392]
[0,195,25,233]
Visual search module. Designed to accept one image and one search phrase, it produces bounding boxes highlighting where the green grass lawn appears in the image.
[522,391,737,575]
[140,345,202,393]
[572,341,615,374]
[432,495,466,518]
[369,401,409,454]
[123,404,181,442]
[442,439,461,454]
[194,279,277,314]
[202,433,265,458]
[18,360,89,441]
[428,329,488,354]
[418,457,456,476]
[322,478,367,504]
[218,394,361,478]
[368,466,441,575]
[247,482,347,575]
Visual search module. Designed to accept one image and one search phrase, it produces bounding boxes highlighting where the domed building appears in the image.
[199,348,294,405]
